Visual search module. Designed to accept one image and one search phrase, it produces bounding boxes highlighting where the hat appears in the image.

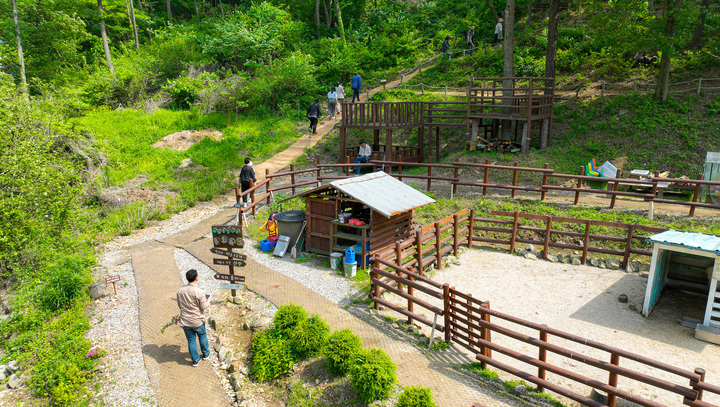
[498,18,503,22]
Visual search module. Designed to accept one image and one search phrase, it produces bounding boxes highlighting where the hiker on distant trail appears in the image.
[306,99,322,135]
[351,73,362,103]
[353,140,372,174]
[335,82,345,109]
[466,25,475,54]
[327,86,338,118]
[493,18,503,44]
[441,36,451,60]
[177,269,210,367]
[239,157,256,208]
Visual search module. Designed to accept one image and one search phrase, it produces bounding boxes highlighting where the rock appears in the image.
[392,323,400,329]
[571,256,582,266]
[0,366,7,382]
[6,362,18,373]
[605,258,621,270]
[639,263,650,272]
[226,363,236,373]
[378,305,386,311]
[547,254,559,263]
[618,294,628,303]
[407,325,419,333]
[525,244,535,252]
[88,283,105,300]
[562,256,572,264]
[627,261,640,273]
[229,373,241,391]
[7,374,22,389]
[628,304,636,311]
[223,350,233,366]
[246,315,272,331]
[515,384,528,396]
[218,347,228,363]
[235,390,247,402]
[523,252,538,260]
[232,296,244,305]
[239,400,252,407]
[214,338,222,352]
[639,271,649,278]
[178,158,193,169]
[599,262,607,269]
[573,250,579,255]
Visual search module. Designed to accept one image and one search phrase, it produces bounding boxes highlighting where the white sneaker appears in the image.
[242,203,247,208]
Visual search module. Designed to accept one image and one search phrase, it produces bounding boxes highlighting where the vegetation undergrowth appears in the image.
[459,363,566,407]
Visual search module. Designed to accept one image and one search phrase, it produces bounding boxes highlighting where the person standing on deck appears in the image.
[351,73,362,103]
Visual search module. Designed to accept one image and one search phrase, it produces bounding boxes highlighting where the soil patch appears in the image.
[153,129,223,151]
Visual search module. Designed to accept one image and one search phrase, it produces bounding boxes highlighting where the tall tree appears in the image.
[485,0,499,22]
[127,0,140,49]
[315,0,321,37]
[166,0,173,22]
[688,0,710,49]
[527,0,532,26]
[544,0,560,79]
[654,0,680,100]
[193,0,199,19]
[11,0,27,98]
[98,0,115,76]
[501,0,516,142]
[335,0,346,45]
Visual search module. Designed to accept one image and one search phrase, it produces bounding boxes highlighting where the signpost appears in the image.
[105,275,121,296]
[210,224,246,296]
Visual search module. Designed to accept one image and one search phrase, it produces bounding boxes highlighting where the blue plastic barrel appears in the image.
[261,239,272,252]
[345,247,355,263]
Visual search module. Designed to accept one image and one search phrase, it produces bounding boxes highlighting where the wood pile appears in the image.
[477,140,521,153]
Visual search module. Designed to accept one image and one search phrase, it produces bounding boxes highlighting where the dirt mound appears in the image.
[152,129,223,151]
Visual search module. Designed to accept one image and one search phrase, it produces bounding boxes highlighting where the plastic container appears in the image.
[343,261,357,278]
[344,247,355,263]
[330,252,343,270]
[260,239,272,252]
[352,244,370,264]
[275,210,306,247]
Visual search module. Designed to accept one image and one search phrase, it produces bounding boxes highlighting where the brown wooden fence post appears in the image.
[543,216,552,259]
[511,161,519,199]
[316,157,322,184]
[290,164,296,195]
[416,231,424,275]
[453,214,460,256]
[467,209,475,249]
[346,156,351,176]
[481,301,491,367]
[691,367,706,401]
[235,186,241,224]
[250,179,257,216]
[443,284,451,343]
[427,155,432,191]
[622,224,636,270]
[609,181,619,209]
[540,163,549,200]
[467,293,474,350]
[370,262,379,310]
[453,166,459,196]
[608,352,620,407]
[407,273,414,325]
[395,242,404,292]
[483,159,490,196]
[574,166,583,205]
[435,222,443,269]
[689,174,703,217]
[581,220,591,265]
[509,212,519,254]
[538,325,548,392]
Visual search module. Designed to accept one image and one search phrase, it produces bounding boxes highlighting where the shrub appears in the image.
[397,385,437,407]
[40,255,93,312]
[274,303,308,339]
[289,315,330,358]
[250,329,295,381]
[324,328,363,375]
[349,348,397,403]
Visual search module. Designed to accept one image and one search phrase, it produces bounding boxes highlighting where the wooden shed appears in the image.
[300,172,436,267]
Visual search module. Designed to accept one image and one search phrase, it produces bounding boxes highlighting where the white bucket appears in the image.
[330,253,343,270]
[343,261,357,278]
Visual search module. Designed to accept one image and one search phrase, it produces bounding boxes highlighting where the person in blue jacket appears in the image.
[351,73,362,103]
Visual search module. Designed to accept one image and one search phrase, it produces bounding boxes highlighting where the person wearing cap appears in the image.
[494,18,504,44]
[353,141,372,174]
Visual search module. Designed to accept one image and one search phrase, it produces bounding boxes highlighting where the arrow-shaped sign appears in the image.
[220,284,245,290]
[213,258,246,268]
[210,248,247,260]
[213,273,245,282]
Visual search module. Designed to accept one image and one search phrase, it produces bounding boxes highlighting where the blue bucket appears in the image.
[345,247,355,263]
[261,239,272,252]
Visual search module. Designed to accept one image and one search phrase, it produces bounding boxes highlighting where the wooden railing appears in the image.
[341,102,425,128]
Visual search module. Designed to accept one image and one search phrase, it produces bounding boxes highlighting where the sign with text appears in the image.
[211,225,244,249]
[210,248,247,260]
[213,258,246,268]
[105,275,121,284]
[213,273,245,283]
[220,284,245,290]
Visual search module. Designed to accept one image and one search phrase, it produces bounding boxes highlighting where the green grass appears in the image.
[458,363,566,407]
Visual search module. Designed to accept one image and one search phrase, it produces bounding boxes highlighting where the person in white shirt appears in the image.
[494,18,503,44]
[354,141,372,174]
[335,82,345,112]
[327,87,338,118]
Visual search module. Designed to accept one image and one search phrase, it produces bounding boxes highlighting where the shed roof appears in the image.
[647,230,720,255]
[329,171,436,218]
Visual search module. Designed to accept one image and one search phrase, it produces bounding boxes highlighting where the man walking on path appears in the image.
[441,36,451,60]
[239,157,256,208]
[177,269,211,367]
[336,82,345,110]
[351,73,362,103]
[493,18,503,44]
[466,25,475,54]
[327,87,338,118]
[307,99,322,134]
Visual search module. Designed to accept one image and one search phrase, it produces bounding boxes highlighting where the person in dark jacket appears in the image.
[306,99,322,134]
[351,73,362,103]
[239,157,256,207]
[441,36,451,60]
[466,25,475,54]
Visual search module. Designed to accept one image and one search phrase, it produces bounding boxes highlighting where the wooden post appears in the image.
[435,222,442,269]
[398,161,403,181]
[443,284,451,343]
[608,353,620,407]
[538,326,548,392]
[435,127,440,162]
[427,156,432,191]
[373,129,380,150]
[483,159,490,196]
[345,156,351,176]
[689,173,703,217]
[385,129,392,161]
[407,273,414,325]
[582,220,591,264]
[609,181,619,209]
[481,301,491,365]
[416,231,424,275]
[509,212,519,254]
[265,169,271,204]
[290,164,296,195]
[543,216,552,259]
[540,163,550,200]
[250,179,257,216]
[622,225,635,269]
[574,166,583,205]
[339,127,347,162]
[235,186,241,224]
[692,368,706,401]
[453,214,460,256]
[316,157,322,184]
[649,180,657,220]
[467,209,475,249]
[467,294,474,350]
[371,257,379,310]
[697,78,703,96]
[511,161,519,198]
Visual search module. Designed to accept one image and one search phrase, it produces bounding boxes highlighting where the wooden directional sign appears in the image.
[213,273,245,283]
[220,284,245,290]
[210,248,247,260]
[213,258,246,268]
[211,225,244,249]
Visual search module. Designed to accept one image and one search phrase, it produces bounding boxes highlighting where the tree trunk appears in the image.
[527,0,532,26]
[166,0,172,22]
[654,0,678,100]
[485,0,500,22]
[11,0,27,98]
[502,0,516,142]
[136,0,143,12]
[322,0,332,28]
[544,0,560,80]
[98,0,116,76]
[335,0,346,44]
[193,0,199,18]
[688,0,709,49]
[219,0,224,18]
[315,0,321,38]
[127,0,140,49]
